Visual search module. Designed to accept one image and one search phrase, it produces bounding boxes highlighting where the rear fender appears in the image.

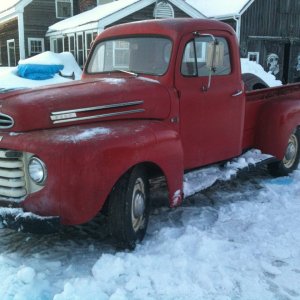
[255,99,300,159]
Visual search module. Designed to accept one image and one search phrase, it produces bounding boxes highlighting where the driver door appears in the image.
[175,31,245,170]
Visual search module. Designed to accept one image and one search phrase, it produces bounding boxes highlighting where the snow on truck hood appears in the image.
[0,76,171,132]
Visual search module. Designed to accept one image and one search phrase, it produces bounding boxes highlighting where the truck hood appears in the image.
[0,76,171,132]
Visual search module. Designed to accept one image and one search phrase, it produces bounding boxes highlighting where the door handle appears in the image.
[232,90,243,97]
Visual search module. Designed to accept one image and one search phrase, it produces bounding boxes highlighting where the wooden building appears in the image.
[239,0,300,83]
[0,0,65,66]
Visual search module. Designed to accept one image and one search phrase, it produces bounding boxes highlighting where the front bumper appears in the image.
[0,201,60,234]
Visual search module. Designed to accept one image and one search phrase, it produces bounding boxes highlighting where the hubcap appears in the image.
[283,134,298,169]
[131,178,146,232]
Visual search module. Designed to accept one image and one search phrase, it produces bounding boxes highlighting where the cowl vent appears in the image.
[0,113,14,129]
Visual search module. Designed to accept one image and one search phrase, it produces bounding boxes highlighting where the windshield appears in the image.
[87,36,172,76]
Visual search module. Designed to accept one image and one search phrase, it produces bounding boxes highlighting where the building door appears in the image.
[7,39,16,66]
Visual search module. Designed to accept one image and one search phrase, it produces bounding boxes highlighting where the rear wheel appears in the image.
[268,128,300,176]
[108,166,150,249]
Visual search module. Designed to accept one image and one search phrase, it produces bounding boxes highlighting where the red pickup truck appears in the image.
[0,19,299,248]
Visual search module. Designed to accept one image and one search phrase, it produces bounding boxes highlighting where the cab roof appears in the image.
[96,18,236,42]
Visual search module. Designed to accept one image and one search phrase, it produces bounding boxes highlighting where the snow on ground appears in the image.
[0,165,299,300]
[0,52,82,89]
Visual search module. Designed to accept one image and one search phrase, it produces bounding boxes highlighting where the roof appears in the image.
[47,0,205,36]
[48,0,139,33]
[185,0,254,19]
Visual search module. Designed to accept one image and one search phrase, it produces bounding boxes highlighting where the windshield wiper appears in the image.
[115,69,139,77]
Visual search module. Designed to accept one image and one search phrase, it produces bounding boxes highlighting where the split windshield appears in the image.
[87,36,172,76]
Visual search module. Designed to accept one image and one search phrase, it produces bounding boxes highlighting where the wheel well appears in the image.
[101,162,169,215]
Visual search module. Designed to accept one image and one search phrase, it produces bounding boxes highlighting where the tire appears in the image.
[268,128,300,176]
[108,166,150,249]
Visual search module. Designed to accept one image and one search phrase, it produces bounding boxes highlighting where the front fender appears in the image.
[255,98,300,159]
[1,120,183,225]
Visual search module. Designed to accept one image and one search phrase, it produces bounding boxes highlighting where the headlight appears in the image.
[28,157,47,185]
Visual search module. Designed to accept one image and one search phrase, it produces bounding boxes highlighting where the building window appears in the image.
[51,37,64,53]
[56,0,73,19]
[153,2,174,19]
[7,39,16,67]
[113,40,130,68]
[85,31,97,58]
[248,52,260,63]
[68,34,76,58]
[28,38,45,57]
[77,33,84,67]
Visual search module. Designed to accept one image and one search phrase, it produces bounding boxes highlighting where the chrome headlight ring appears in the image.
[28,157,47,185]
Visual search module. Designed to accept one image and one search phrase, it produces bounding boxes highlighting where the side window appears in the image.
[181,36,231,77]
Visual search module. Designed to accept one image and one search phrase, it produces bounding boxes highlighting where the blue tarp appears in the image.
[17,64,64,80]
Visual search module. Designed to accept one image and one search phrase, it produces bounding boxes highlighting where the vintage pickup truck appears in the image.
[0,19,299,248]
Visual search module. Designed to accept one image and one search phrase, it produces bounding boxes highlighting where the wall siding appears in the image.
[23,0,65,57]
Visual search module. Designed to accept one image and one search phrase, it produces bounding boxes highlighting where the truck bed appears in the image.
[243,82,300,152]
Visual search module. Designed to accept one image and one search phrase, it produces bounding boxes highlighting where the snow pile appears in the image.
[0,52,82,89]
[241,58,282,87]
[184,149,272,197]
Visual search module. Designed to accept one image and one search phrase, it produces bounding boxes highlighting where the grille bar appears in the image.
[0,149,27,200]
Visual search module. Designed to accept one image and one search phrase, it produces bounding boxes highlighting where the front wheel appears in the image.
[108,166,150,249]
[268,128,300,176]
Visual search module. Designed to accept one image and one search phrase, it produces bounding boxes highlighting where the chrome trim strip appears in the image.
[53,109,145,124]
[51,100,144,115]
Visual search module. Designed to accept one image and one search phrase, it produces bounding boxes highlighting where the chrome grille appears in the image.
[0,150,26,200]
[0,113,14,129]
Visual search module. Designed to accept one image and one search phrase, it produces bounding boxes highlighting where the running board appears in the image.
[183,149,275,198]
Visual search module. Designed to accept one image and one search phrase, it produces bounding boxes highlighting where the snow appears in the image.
[0,165,299,299]
[241,58,282,87]
[185,0,253,18]
[55,127,112,143]
[0,52,82,90]
[183,149,272,197]
[47,0,139,33]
